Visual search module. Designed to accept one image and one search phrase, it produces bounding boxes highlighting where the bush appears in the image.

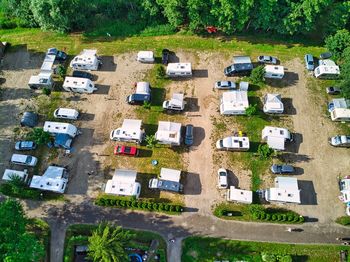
[265,213,271,221]
[109,199,116,205]
[281,214,287,221]
[142,202,148,209]
[249,65,265,85]
[260,212,266,220]
[298,216,305,223]
[158,203,164,211]
[163,204,170,211]
[119,200,125,207]
[277,214,282,221]
[245,104,257,116]
[56,64,67,78]
[42,87,51,96]
[131,201,137,208]
[287,215,294,222]
[271,214,277,221]
[152,203,158,210]
[156,65,166,79]
[252,212,260,220]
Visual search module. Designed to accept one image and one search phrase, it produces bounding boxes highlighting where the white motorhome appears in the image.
[264,65,284,79]
[44,121,78,138]
[314,60,340,79]
[28,72,53,89]
[110,119,144,143]
[40,54,55,73]
[163,93,185,111]
[264,176,301,204]
[339,178,350,203]
[331,108,350,122]
[261,126,293,151]
[155,121,182,146]
[53,108,79,120]
[216,136,250,151]
[227,186,253,204]
[63,77,97,93]
[220,91,249,115]
[70,49,101,71]
[263,94,284,114]
[136,51,154,63]
[29,166,68,194]
[105,169,141,198]
[166,63,192,77]
[2,169,28,182]
[149,168,183,193]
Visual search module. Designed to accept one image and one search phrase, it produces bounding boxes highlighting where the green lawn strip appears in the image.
[0,29,325,61]
[182,236,350,262]
[63,224,166,262]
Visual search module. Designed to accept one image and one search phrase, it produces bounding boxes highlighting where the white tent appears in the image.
[263,94,284,114]
[155,121,182,145]
[220,91,249,115]
[105,169,141,198]
[227,186,252,204]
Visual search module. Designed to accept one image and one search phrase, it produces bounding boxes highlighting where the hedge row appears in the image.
[95,196,184,214]
[252,211,304,223]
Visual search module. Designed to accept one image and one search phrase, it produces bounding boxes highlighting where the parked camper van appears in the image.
[166,63,192,77]
[163,93,185,111]
[2,169,28,182]
[136,51,154,63]
[30,166,69,194]
[314,60,340,79]
[28,72,53,89]
[148,168,183,193]
[330,108,350,122]
[263,94,284,114]
[110,119,144,143]
[11,154,38,167]
[44,121,78,138]
[53,108,79,120]
[63,77,97,94]
[264,65,284,79]
[127,82,151,105]
[70,49,101,71]
[224,56,253,76]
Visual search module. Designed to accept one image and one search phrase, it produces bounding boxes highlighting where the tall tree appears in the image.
[87,223,133,262]
[325,29,350,60]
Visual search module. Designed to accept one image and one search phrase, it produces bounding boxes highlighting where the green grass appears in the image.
[63,224,166,262]
[182,236,350,262]
[27,218,51,261]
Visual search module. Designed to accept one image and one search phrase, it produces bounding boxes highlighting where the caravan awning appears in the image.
[267,136,285,150]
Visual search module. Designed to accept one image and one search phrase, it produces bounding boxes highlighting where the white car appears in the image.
[217,168,228,189]
[11,154,38,167]
[257,55,278,64]
[214,81,236,90]
[329,135,350,148]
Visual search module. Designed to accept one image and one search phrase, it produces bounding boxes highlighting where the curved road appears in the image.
[23,197,350,262]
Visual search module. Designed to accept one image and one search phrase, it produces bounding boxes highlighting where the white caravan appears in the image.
[314,60,340,79]
[105,169,141,198]
[110,119,144,143]
[30,166,68,194]
[220,91,249,115]
[53,108,79,120]
[263,94,284,114]
[166,63,192,77]
[331,108,350,122]
[63,77,97,93]
[155,121,182,146]
[264,176,301,204]
[163,93,185,111]
[136,51,154,63]
[227,186,253,204]
[28,72,53,89]
[70,49,101,71]
[264,65,284,79]
[216,136,250,151]
[44,121,78,138]
[261,126,293,151]
[2,169,28,182]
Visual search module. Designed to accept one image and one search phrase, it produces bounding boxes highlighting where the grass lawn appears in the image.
[63,224,166,262]
[182,236,350,262]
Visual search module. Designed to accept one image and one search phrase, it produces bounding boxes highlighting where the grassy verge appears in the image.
[182,236,350,262]
[63,224,166,262]
[213,202,304,224]
[336,216,350,226]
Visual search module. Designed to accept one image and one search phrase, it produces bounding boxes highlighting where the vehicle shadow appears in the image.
[298,180,317,205]
[192,69,209,78]
[99,56,117,72]
[183,172,202,195]
[185,97,200,112]
[281,97,297,115]
[192,127,205,147]
[227,169,239,188]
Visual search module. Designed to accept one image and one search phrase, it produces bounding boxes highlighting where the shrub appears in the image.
[175,205,181,212]
[56,64,67,78]
[163,204,169,211]
[126,201,132,207]
[245,104,257,116]
[158,203,164,211]
[281,214,287,221]
[287,215,294,222]
[131,201,137,208]
[137,202,143,208]
[119,200,125,207]
[109,199,116,205]
[257,144,274,159]
[277,214,282,221]
[260,212,266,220]
[298,216,305,223]
[249,65,265,85]
[27,128,51,145]
[143,101,151,109]
[271,214,277,221]
[156,65,166,78]
[145,135,157,148]
[142,202,148,209]
[42,87,51,96]
[252,212,260,220]
[265,213,271,221]
[152,203,158,210]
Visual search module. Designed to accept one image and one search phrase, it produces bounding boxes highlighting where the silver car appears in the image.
[257,55,277,64]
[214,81,236,90]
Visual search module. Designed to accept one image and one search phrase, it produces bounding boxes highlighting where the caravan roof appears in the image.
[41,55,55,72]
[263,94,283,113]
[105,169,141,197]
[43,121,78,137]
[166,63,192,74]
[220,91,249,115]
[135,82,151,94]
[155,121,182,145]
[227,186,252,204]
[2,169,28,182]
[319,59,336,66]
[331,108,350,121]
[170,93,184,107]
[29,166,68,193]
[159,168,181,182]
[265,176,300,204]
[233,56,252,64]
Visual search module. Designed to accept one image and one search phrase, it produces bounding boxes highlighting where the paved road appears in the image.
[22,197,350,262]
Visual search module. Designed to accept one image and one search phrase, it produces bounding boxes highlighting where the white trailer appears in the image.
[314,60,340,79]
[263,94,284,114]
[44,121,78,138]
[110,119,144,143]
[166,63,192,77]
[163,93,185,111]
[216,136,250,151]
[63,77,97,93]
[227,186,252,204]
[70,49,101,71]
[28,72,53,89]
[105,169,141,198]
[220,91,249,115]
[261,126,293,151]
[2,169,28,182]
[264,65,284,79]
[29,166,68,194]
[331,108,350,122]
[136,51,154,63]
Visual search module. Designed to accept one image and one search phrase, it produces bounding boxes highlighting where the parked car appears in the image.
[257,55,277,64]
[320,52,332,59]
[329,135,350,148]
[214,81,237,90]
[270,164,295,174]
[15,141,37,151]
[326,86,341,95]
[47,48,67,61]
[304,54,314,71]
[20,112,38,128]
[72,70,93,80]
[184,124,194,146]
[328,102,335,112]
[113,145,139,156]
[217,168,228,189]
[11,154,38,167]
[162,49,170,65]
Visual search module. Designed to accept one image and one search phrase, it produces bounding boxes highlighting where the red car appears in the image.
[113,145,139,156]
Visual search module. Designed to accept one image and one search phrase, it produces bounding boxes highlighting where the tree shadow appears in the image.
[277,152,312,164]
[79,113,95,121]
[266,71,299,88]
[94,84,111,95]
[138,148,153,158]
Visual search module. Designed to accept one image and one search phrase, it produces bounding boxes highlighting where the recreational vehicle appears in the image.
[155,121,182,146]
[263,94,284,114]
[216,136,250,151]
[28,72,53,89]
[261,126,293,151]
[264,177,301,204]
[70,49,101,71]
[2,169,28,182]
[105,169,141,198]
[53,108,79,120]
[163,93,185,111]
[127,82,151,104]
[220,91,249,115]
[63,77,97,93]
[148,168,183,193]
[110,119,144,143]
[264,65,284,79]
[227,186,253,204]
[166,63,192,77]
[43,121,78,138]
[136,51,154,63]
[330,108,350,122]
[30,166,69,194]
[314,60,340,79]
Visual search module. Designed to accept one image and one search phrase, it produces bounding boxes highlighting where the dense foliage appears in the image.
[0,0,349,37]
[0,199,45,261]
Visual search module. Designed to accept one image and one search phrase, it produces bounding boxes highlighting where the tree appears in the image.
[325,29,350,61]
[339,46,350,98]
[245,104,257,116]
[249,66,265,85]
[87,223,133,262]
[145,134,157,148]
[0,199,45,261]
[257,144,274,159]
[27,127,51,145]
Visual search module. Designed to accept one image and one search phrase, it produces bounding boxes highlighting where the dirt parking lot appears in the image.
[1,47,349,224]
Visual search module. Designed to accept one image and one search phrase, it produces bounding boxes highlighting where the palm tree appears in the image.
[87,223,133,262]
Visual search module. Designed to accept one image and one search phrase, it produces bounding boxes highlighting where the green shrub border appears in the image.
[95,195,184,215]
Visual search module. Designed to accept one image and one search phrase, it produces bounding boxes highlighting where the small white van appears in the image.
[2,169,28,182]
[11,154,38,167]
[53,108,79,120]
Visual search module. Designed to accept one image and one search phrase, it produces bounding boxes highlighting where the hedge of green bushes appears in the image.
[95,196,184,214]
[251,210,304,223]
[336,216,350,226]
